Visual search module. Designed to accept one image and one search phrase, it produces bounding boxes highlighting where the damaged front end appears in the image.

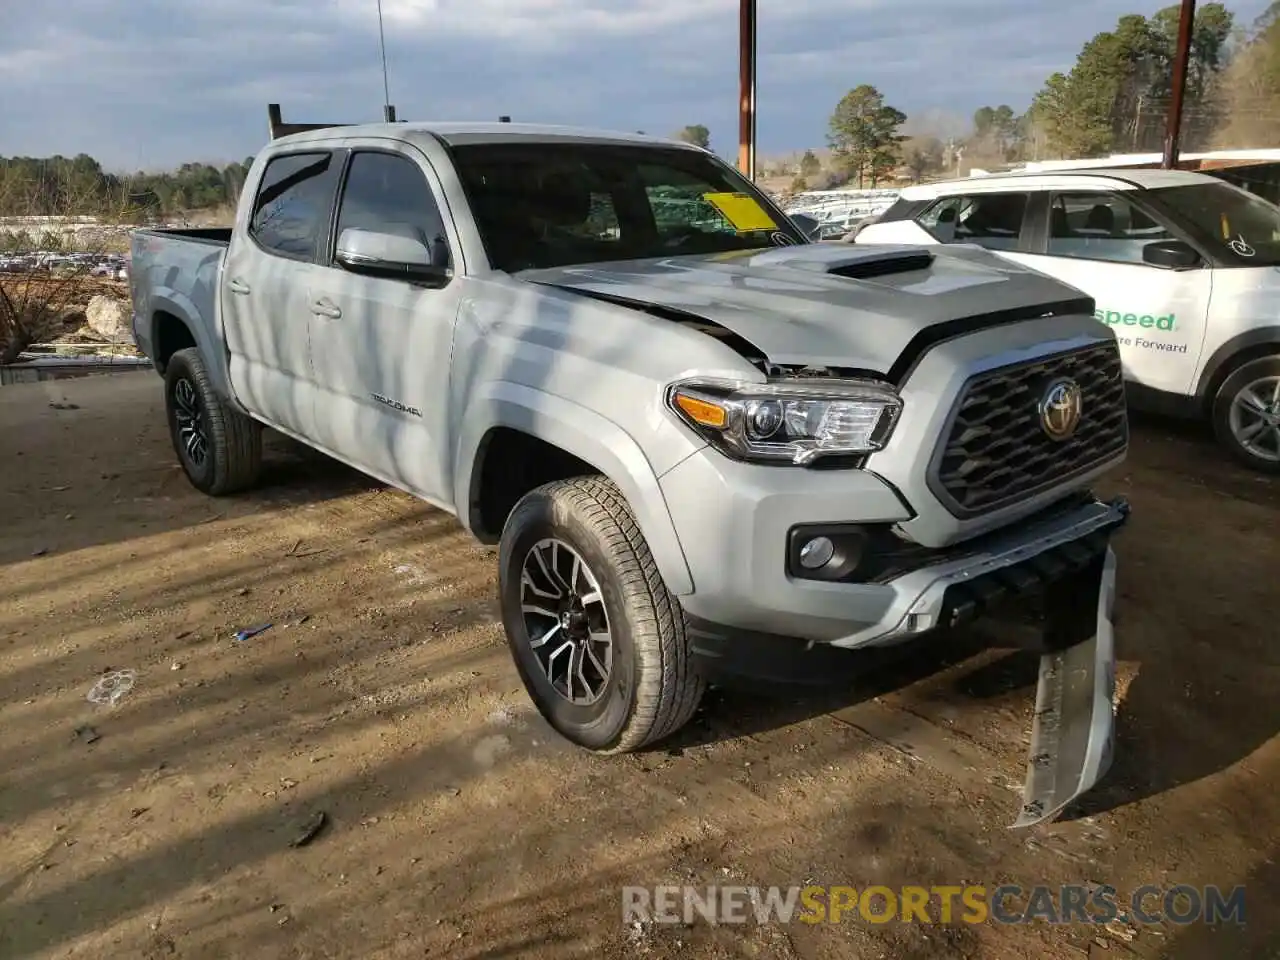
[813,494,1131,828]
[935,501,1126,828]
[1013,544,1119,828]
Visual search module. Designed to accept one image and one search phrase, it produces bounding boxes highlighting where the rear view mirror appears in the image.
[1142,239,1201,269]
[789,212,822,242]
[335,227,451,284]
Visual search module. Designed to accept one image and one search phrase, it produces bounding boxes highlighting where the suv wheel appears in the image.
[498,477,705,753]
[164,347,263,495]
[1212,355,1280,474]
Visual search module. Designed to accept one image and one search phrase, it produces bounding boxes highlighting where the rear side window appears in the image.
[917,193,1029,250]
[334,151,450,263]
[1048,192,1174,264]
[249,152,340,260]
[877,196,932,223]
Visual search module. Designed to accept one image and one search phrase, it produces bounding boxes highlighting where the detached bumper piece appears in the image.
[921,500,1125,828]
[1011,546,1119,828]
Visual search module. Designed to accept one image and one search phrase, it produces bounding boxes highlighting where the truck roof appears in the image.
[898,167,1217,200]
[270,121,703,151]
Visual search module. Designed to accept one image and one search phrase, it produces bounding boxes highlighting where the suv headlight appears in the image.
[666,379,902,465]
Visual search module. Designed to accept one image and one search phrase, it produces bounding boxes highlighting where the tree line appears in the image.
[671,1,1279,189]
[0,153,254,219]
[5,2,1277,215]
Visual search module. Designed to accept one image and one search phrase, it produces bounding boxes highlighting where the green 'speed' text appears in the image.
[1095,309,1176,332]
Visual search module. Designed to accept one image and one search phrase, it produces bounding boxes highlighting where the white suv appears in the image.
[857,169,1280,472]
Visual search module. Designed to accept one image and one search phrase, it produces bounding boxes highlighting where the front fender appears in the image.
[454,381,696,596]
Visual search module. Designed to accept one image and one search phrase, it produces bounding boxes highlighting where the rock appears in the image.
[85,295,133,343]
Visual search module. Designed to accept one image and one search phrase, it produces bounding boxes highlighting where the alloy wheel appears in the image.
[519,538,613,706]
[1228,375,1280,463]
[173,377,209,467]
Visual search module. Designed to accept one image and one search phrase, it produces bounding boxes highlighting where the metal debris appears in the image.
[289,810,328,848]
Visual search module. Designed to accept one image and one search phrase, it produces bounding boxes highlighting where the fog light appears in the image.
[798,536,835,570]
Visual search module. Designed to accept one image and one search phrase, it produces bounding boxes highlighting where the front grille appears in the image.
[930,341,1128,517]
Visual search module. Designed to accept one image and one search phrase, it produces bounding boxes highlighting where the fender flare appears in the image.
[453,381,695,596]
[149,291,238,407]
[1195,326,1280,404]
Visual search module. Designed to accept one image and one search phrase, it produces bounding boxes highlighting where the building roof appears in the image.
[1019,148,1280,172]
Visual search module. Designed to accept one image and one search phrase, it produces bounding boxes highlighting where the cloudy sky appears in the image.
[0,0,1269,171]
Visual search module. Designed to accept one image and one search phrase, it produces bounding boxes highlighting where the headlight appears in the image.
[667,379,902,465]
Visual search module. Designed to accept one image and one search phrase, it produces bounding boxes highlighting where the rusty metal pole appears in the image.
[737,0,757,179]
[1162,0,1196,169]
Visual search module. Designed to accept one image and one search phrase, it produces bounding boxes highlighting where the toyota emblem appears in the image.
[1039,378,1083,441]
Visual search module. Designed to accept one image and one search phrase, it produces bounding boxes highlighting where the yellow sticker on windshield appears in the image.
[702,192,777,232]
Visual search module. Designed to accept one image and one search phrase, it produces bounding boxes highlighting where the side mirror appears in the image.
[334,227,451,284]
[1142,239,1201,269]
[789,212,822,242]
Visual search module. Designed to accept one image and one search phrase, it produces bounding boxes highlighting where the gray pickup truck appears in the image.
[131,111,1130,826]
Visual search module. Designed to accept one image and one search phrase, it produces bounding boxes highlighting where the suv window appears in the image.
[334,151,450,264]
[918,193,1028,250]
[1048,192,1174,264]
[249,152,340,260]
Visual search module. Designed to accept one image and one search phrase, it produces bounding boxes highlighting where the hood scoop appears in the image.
[736,242,935,281]
[825,251,934,279]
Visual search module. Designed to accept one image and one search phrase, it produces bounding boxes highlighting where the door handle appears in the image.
[310,299,342,319]
[226,278,251,295]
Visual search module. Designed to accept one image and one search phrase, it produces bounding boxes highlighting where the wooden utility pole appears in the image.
[738,0,757,179]
[1162,0,1196,169]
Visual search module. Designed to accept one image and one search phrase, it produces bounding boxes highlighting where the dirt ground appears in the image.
[1,373,1278,960]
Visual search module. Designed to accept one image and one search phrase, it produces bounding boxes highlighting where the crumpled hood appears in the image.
[519,243,1091,376]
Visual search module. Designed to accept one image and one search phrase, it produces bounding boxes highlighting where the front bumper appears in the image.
[830,495,1129,648]
[660,454,1128,828]
[659,443,1129,647]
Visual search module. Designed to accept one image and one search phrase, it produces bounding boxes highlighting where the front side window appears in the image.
[1048,192,1173,264]
[333,151,449,264]
[249,152,339,260]
[450,142,803,272]
[1146,181,1280,267]
[917,193,1028,250]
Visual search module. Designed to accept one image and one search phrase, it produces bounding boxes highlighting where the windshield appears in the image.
[449,142,805,272]
[1146,181,1280,266]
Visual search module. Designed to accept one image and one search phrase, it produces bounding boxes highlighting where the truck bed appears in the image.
[130,227,230,365]
[133,227,232,246]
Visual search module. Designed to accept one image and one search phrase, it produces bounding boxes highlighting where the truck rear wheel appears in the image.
[497,477,705,753]
[164,347,263,495]
[1212,355,1280,474]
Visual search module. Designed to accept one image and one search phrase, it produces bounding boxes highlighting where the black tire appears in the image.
[1211,355,1280,474]
[164,347,263,495]
[498,477,705,753]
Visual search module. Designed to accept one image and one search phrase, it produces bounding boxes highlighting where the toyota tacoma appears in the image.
[130,107,1130,826]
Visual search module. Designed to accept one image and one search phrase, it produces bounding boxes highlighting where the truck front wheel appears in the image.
[497,477,705,753]
[164,347,263,495]
[1212,355,1280,474]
